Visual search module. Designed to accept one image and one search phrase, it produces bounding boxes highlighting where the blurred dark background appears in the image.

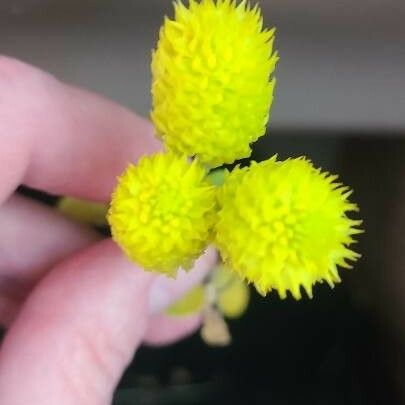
[1,1,404,404]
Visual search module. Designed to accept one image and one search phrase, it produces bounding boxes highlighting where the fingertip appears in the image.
[0,56,162,202]
[143,313,202,347]
[148,246,217,314]
[0,239,155,404]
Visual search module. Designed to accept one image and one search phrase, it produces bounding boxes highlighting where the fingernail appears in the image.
[147,247,218,314]
[148,277,171,314]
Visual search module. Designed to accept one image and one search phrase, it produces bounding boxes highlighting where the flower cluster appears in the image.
[108,0,361,299]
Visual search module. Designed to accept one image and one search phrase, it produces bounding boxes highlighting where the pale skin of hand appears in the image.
[0,56,217,405]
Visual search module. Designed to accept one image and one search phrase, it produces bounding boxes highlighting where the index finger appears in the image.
[0,56,161,204]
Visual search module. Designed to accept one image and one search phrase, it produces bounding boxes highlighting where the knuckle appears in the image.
[0,55,57,94]
[0,56,36,83]
[59,326,130,403]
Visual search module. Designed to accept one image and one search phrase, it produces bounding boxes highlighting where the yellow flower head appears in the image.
[215,156,362,299]
[108,152,216,275]
[151,0,278,167]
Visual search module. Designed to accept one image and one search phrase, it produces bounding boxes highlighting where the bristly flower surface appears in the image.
[151,0,278,167]
[215,156,362,299]
[108,152,216,275]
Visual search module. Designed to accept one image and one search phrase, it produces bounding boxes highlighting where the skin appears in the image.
[0,55,217,404]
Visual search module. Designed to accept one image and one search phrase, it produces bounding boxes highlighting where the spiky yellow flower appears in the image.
[151,0,278,167]
[108,152,216,275]
[215,156,362,299]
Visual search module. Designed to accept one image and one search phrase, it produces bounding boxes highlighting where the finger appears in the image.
[0,194,100,296]
[0,242,216,330]
[0,194,100,276]
[0,241,216,404]
[0,240,153,404]
[148,246,217,314]
[0,193,100,323]
[143,313,202,347]
[0,56,160,204]
[0,296,18,328]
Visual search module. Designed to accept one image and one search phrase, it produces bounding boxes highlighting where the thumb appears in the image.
[0,240,216,405]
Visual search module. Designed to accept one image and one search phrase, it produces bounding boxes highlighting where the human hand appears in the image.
[0,56,216,404]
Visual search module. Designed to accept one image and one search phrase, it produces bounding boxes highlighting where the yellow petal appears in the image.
[217,279,250,319]
[200,307,231,347]
[166,285,205,316]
